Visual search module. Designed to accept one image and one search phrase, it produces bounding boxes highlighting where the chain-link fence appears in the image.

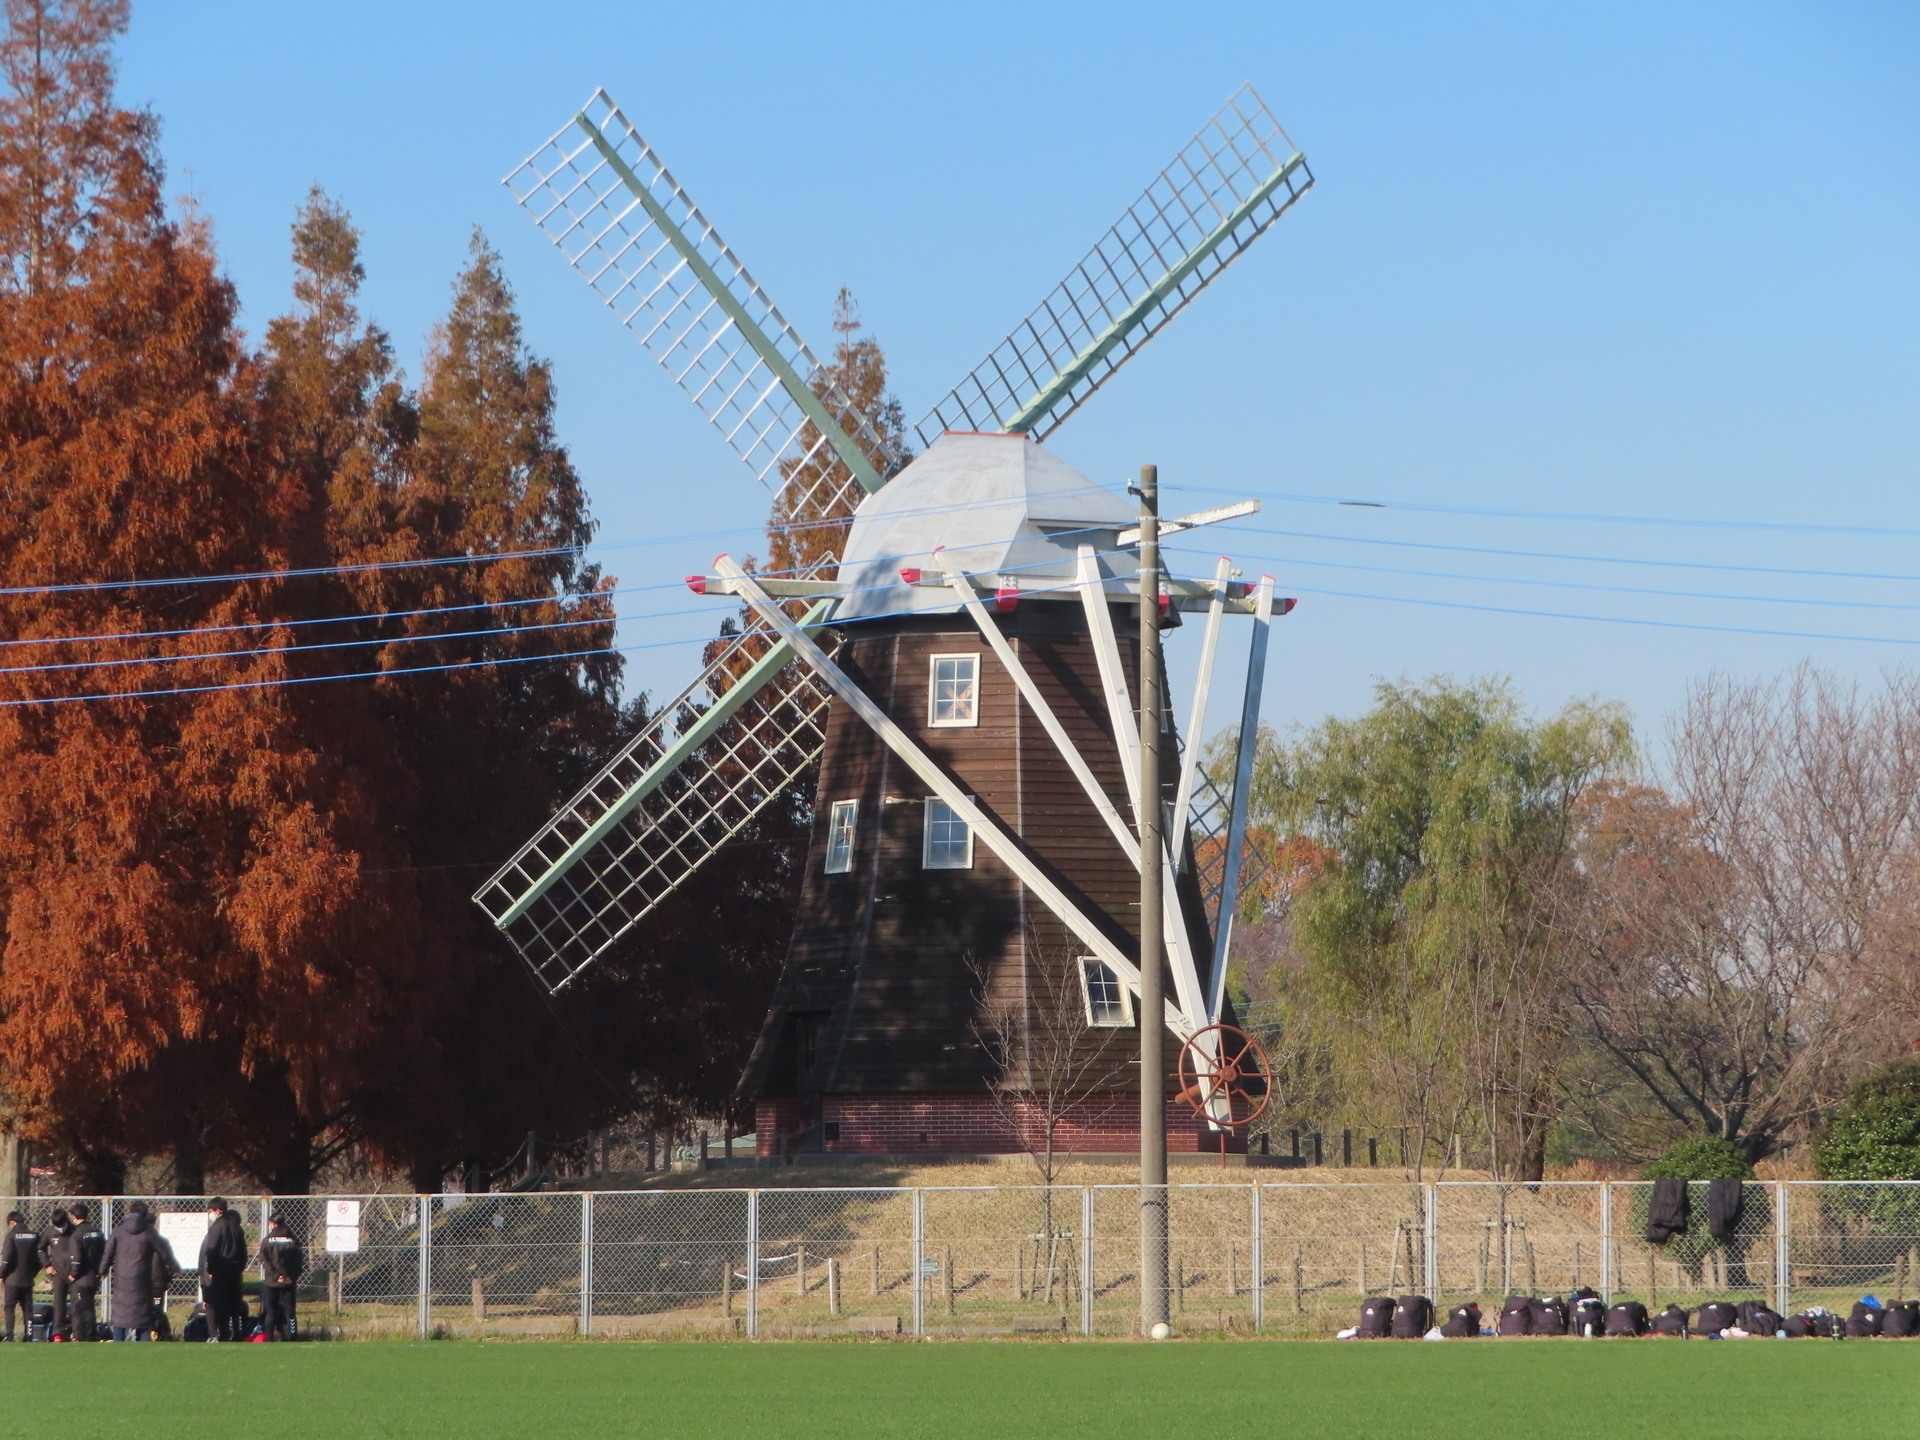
[9,1181,1919,1338]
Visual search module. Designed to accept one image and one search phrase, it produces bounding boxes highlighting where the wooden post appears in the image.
[797,1244,807,1296]
[1573,1241,1583,1290]
[1175,1256,1186,1313]
[330,1261,342,1315]
[1368,1137,1378,1168]
[943,1246,955,1316]
[1524,1230,1537,1295]
[1342,1130,1352,1167]
[723,1260,734,1318]
[1475,1222,1489,1295]
[470,1277,485,1324]
[871,1246,880,1296]
[1015,1242,1025,1300]
[827,1258,841,1317]
[1358,1241,1368,1296]
[1290,1245,1304,1314]
[1647,1248,1657,1307]
[1227,1245,1237,1297]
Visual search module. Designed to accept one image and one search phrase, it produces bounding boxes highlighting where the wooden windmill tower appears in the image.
[474,86,1314,1157]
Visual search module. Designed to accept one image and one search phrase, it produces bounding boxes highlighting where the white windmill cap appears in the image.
[834,432,1139,620]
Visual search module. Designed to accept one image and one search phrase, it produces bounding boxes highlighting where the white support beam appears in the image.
[1116,499,1260,548]
[714,555,1193,1040]
[1075,546,1143,823]
[1207,576,1276,1024]
[1172,557,1233,859]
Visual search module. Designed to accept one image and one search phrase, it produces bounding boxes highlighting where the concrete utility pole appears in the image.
[1135,463,1170,1335]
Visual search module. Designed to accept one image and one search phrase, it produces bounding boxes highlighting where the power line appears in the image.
[1167,482,1920,539]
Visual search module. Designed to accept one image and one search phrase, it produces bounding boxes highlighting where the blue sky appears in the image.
[122,1,1919,752]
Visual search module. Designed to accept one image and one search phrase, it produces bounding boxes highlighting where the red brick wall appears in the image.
[755,1093,1242,1157]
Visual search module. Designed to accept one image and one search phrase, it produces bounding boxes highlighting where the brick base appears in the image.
[754,1093,1244,1158]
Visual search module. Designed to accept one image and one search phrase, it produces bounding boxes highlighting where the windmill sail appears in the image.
[474,603,838,992]
[506,90,904,519]
[915,83,1312,446]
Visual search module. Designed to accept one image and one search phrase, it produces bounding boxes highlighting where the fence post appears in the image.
[417,1197,432,1339]
[911,1188,925,1337]
[1599,1183,1613,1304]
[1081,1187,1094,1337]
[1423,1184,1439,1300]
[746,1189,760,1339]
[579,1191,592,1337]
[1249,1184,1264,1331]
[1775,1180,1790,1316]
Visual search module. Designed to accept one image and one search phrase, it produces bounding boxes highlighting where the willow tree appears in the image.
[1248,677,1631,1180]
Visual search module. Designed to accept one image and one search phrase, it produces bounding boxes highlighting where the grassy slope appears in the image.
[9,1340,1915,1440]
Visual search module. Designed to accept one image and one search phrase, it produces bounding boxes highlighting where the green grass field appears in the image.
[8,1339,1917,1439]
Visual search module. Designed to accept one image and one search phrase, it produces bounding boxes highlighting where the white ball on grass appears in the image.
[1149,1322,1172,1341]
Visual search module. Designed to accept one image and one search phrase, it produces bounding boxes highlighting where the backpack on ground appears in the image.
[1356,1295,1396,1338]
[1782,1314,1813,1338]
[1390,1295,1434,1339]
[1695,1301,1738,1336]
[1847,1301,1883,1338]
[1736,1300,1783,1335]
[1440,1302,1482,1338]
[1497,1295,1532,1337]
[1791,1310,1844,1338]
[1568,1289,1605,1337]
[28,1302,53,1342]
[182,1303,209,1344]
[1883,1300,1920,1337]
[1529,1297,1568,1336]
[1604,1301,1649,1337]
[1650,1304,1689,1337]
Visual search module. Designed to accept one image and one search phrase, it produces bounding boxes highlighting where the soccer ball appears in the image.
[1149,1322,1172,1341]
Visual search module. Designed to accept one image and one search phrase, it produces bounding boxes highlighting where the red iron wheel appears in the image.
[1174,1023,1274,1127]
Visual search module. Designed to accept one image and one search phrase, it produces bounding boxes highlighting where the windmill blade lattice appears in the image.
[474,607,836,993]
[915,83,1312,447]
[506,90,903,520]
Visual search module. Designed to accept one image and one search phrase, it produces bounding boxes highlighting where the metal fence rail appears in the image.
[11,1181,1917,1338]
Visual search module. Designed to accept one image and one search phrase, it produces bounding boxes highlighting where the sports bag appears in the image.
[1529,1297,1568,1336]
[1604,1301,1649,1337]
[1883,1300,1920,1337]
[1782,1314,1813,1338]
[1569,1296,1607,1337]
[1736,1300,1783,1335]
[1695,1301,1738,1336]
[1440,1302,1482,1338]
[1498,1295,1532,1337]
[1650,1304,1689,1337]
[1357,1295,1395,1338]
[1847,1301,1883,1338]
[1390,1295,1434,1339]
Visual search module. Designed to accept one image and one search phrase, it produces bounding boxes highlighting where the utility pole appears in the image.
[1135,462,1170,1336]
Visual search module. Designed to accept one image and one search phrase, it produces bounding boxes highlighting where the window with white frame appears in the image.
[1078,957,1133,1028]
[824,800,858,874]
[922,797,974,869]
[928,653,979,727]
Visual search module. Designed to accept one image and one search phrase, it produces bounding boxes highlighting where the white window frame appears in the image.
[927,652,980,728]
[921,796,974,870]
[1077,956,1134,1028]
[823,799,858,875]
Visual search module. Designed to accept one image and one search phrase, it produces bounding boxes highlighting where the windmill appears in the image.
[474,85,1312,1156]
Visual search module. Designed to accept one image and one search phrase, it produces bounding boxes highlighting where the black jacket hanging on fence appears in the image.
[1645,1179,1689,1244]
[1706,1178,1744,1243]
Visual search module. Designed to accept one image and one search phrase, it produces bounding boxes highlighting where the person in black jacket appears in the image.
[257,1214,303,1341]
[0,1211,42,1341]
[41,1210,72,1341]
[99,1202,163,1341]
[65,1204,105,1341]
[197,1198,247,1342]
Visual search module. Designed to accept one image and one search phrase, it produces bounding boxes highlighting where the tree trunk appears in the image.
[0,1126,28,1200]
[169,1126,207,1196]
[269,1134,316,1196]
[409,1156,446,1195]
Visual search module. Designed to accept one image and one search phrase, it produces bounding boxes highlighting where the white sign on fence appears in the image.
[325,1199,361,1254]
[156,1210,208,1264]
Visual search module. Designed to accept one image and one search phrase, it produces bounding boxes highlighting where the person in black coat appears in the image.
[64,1204,105,1342]
[0,1211,42,1341]
[257,1214,303,1341]
[197,1199,247,1342]
[99,1202,163,1340]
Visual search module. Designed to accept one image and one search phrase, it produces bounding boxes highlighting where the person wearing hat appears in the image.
[256,1213,303,1341]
